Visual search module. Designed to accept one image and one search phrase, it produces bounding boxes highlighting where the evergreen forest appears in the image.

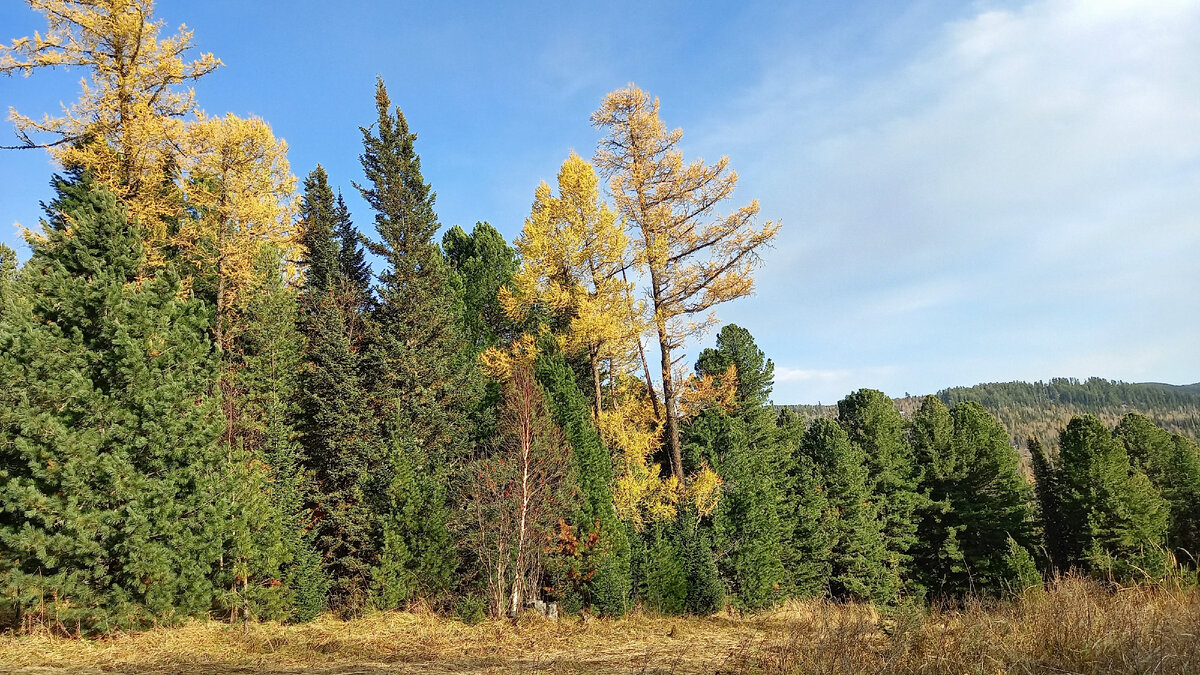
[2,1,1200,638]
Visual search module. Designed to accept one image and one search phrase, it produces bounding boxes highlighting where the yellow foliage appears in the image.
[1,0,221,251]
[687,464,723,519]
[509,151,645,410]
[678,364,738,420]
[599,375,678,530]
[479,333,539,382]
[176,113,297,345]
[592,84,780,482]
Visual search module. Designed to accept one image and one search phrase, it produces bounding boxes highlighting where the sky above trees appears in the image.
[2,0,1197,404]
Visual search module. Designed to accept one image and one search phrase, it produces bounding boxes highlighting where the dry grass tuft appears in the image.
[2,576,1198,673]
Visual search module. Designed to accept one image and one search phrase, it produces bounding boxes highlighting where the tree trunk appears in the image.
[590,347,603,421]
[658,328,683,484]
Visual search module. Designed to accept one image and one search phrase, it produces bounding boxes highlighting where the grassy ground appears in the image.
[2,577,1198,674]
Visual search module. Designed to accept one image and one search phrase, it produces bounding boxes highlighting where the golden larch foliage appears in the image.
[504,151,645,416]
[592,83,780,483]
[1,0,221,252]
[176,113,297,346]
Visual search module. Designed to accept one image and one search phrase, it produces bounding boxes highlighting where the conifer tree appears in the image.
[800,418,897,603]
[777,410,835,598]
[592,85,780,483]
[1114,413,1200,561]
[230,252,327,622]
[1028,436,1067,572]
[1058,415,1168,578]
[298,166,379,612]
[0,243,15,309]
[355,78,479,604]
[687,326,784,609]
[0,174,230,631]
[335,193,372,300]
[911,398,1034,597]
[443,221,517,352]
[837,389,922,592]
[536,347,631,616]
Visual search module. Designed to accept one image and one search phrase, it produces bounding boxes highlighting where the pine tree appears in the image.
[837,389,922,593]
[1114,413,1200,562]
[443,221,518,352]
[536,347,631,616]
[688,325,784,609]
[355,78,479,604]
[0,174,228,631]
[777,410,835,598]
[1028,436,1067,573]
[299,165,340,294]
[801,418,897,604]
[0,243,16,310]
[911,399,1033,597]
[1058,415,1168,579]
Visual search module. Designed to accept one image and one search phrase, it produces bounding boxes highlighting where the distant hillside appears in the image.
[779,377,1200,451]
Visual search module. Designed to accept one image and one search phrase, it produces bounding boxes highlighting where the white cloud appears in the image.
[697,0,1200,403]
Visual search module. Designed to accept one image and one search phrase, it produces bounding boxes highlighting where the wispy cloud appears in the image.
[699,0,1200,403]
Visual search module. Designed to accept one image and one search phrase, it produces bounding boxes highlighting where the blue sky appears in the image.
[2,0,1198,404]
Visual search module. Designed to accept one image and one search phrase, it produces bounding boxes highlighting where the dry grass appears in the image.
[2,577,1198,674]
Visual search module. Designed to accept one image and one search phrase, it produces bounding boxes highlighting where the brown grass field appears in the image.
[2,577,1199,674]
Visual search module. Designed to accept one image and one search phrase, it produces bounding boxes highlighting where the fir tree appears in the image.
[298,166,379,613]
[334,193,372,299]
[231,252,327,622]
[0,174,228,631]
[355,78,480,604]
[1058,415,1168,579]
[837,389,923,593]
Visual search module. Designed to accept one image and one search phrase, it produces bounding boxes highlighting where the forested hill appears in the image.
[780,377,1200,449]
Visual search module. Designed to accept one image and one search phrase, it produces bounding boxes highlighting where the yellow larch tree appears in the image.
[176,113,297,349]
[503,151,644,418]
[592,84,780,484]
[0,0,221,251]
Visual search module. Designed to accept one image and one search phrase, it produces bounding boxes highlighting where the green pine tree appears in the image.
[1028,436,1066,573]
[777,410,835,598]
[1058,414,1168,580]
[0,243,16,312]
[910,399,1033,597]
[689,325,784,610]
[837,389,923,595]
[1114,413,1200,562]
[0,174,228,632]
[442,221,519,353]
[801,418,898,604]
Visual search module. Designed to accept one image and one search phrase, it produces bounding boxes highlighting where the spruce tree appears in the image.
[0,175,228,631]
[837,389,922,593]
[232,252,327,622]
[801,418,897,604]
[1058,415,1168,579]
[355,78,480,604]
[298,166,380,613]
[536,347,631,616]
